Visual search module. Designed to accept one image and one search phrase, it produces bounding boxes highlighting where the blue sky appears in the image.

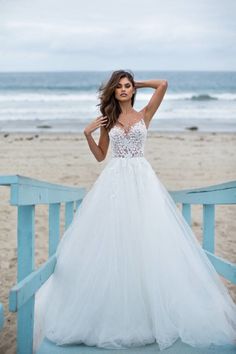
[0,0,235,71]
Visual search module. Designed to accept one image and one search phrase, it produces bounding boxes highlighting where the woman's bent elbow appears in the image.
[96,155,105,162]
[162,80,168,88]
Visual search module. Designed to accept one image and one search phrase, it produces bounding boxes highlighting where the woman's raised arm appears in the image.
[135,79,168,125]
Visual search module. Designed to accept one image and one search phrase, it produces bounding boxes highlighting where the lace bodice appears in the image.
[109,117,147,158]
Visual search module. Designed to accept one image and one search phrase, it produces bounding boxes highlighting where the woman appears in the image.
[34,70,236,352]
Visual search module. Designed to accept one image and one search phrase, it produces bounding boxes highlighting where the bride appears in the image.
[33,70,236,352]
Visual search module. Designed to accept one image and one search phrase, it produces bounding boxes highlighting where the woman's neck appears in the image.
[119,102,134,115]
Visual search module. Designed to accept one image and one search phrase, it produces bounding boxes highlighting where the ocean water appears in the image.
[0,71,235,132]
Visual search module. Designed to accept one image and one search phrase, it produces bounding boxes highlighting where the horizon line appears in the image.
[0,69,236,74]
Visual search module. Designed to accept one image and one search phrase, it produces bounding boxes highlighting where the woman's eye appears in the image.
[117,85,130,88]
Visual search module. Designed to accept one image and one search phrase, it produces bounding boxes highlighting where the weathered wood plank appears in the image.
[9,255,57,312]
[37,337,236,354]
[11,182,86,206]
[182,203,191,226]
[17,205,35,354]
[17,298,35,354]
[0,303,4,330]
[65,201,74,230]
[17,205,35,282]
[170,180,236,204]
[49,203,60,256]
[76,199,82,211]
[203,204,215,253]
[205,250,236,284]
[0,175,86,205]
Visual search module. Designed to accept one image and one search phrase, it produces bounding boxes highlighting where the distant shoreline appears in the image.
[0,118,235,134]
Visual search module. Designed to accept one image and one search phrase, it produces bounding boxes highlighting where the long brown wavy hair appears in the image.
[96,70,137,132]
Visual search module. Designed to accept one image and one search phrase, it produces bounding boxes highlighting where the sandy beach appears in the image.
[0,131,236,354]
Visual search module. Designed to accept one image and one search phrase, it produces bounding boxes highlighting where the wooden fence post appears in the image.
[65,201,74,231]
[17,205,35,354]
[182,203,191,226]
[49,203,60,256]
[203,204,215,253]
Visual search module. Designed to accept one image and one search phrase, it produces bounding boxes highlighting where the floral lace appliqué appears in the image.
[109,118,147,158]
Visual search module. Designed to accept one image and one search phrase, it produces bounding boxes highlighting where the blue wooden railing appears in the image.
[0,175,235,354]
[0,175,86,354]
[0,303,4,330]
[169,180,236,284]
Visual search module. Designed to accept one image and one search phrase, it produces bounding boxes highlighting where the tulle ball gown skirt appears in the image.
[33,157,236,353]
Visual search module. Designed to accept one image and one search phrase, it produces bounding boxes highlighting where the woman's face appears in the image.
[114,77,135,102]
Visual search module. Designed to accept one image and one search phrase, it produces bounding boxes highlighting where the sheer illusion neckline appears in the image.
[111,117,147,135]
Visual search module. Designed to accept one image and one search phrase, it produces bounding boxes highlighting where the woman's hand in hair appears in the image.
[84,115,108,136]
[134,81,142,89]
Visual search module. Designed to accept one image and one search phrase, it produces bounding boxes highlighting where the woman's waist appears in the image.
[111,155,146,159]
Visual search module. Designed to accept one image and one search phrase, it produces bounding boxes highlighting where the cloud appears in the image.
[0,0,235,71]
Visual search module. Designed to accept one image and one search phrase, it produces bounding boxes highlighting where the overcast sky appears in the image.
[0,0,235,72]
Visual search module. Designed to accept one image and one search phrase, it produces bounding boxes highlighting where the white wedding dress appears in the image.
[33,115,236,353]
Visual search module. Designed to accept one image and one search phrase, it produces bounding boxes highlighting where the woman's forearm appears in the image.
[135,79,167,89]
[84,131,104,162]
